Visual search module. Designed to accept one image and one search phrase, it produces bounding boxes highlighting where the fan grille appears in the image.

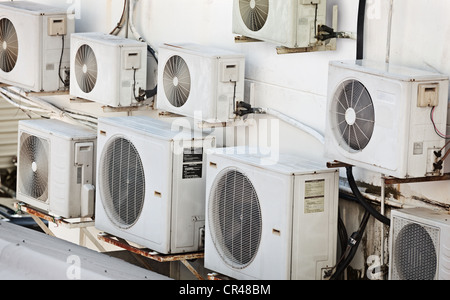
[100,137,145,229]
[163,55,191,108]
[208,168,262,269]
[239,0,269,32]
[392,217,439,280]
[0,18,18,73]
[75,44,98,93]
[331,80,375,152]
[18,133,49,202]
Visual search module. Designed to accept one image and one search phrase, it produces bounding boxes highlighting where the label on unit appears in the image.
[182,147,204,179]
[304,180,326,214]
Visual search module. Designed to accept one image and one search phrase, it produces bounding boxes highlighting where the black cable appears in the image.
[330,211,371,280]
[346,166,390,226]
[356,0,366,60]
[58,35,68,88]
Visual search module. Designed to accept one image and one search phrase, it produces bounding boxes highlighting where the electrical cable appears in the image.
[329,211,371,280]
[346,166,391,226]
[58,35,68,88]
[110,0,128,36]
[430,106,450,139]
[356,0,366,60]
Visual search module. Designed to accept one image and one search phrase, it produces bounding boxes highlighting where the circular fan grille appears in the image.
[100,137,145,229]
[394,223,437,280]
[163,55,191,108]
[0,18,18,73]
[239,0,269,32]
[208,168,262,269]
[19,133,49,202]
[75,44,98,93]
[331,80,375,152]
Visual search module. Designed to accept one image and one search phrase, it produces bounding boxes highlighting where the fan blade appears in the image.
[0,18,18,72]
[75,45,98,93]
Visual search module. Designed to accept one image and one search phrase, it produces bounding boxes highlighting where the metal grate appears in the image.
[100,137,145,229]
[391,217,439,280]
[331,80,375,153]
[208,168,262,269]
[0,18,19,73]
[239,0,269,32]
[18,133,49,202]
[75,44,98,93]
[163,55,191,108]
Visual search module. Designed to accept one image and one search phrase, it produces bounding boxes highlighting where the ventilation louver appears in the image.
[239,0,269,32]
[100,137,145,229]
[392,221,438,280]
[330,80,375,153]
[209,168,262,269]
[74,44,98,94]
[0,18,18,73]
[18,133,49,202]
[163,55,191,108]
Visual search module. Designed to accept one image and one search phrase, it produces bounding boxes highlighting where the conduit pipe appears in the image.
[263,108,325,145]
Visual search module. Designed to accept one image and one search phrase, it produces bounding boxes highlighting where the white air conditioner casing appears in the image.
[17,119,96,218]
[389,207,450,280]
[232,0,327,49]
[325,60,449,179]
[156,43,245,123]
[0,1,75,92]
[205,147,339,280]
[95,116,216,254]
[70,32,147,107]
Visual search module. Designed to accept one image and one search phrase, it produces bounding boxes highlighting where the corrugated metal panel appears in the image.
[0,98,33,169]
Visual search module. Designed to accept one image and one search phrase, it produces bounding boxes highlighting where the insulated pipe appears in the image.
[356,0,366,60]
[346,166,391,226]
[264,108,325,145]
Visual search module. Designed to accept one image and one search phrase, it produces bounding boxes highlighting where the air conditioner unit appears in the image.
[95,116,216,254]
[70,32,147,107]
[205,147,339,280]
[325,60,449,179]
[17,119,96,219]
[156,43,245,123]
[232,0,327,49]
[0,1,75,92]
[389,207,450,280]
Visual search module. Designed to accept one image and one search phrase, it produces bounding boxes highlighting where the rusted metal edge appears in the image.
[383,173,450,185]
[97,233,204,263]
[14,202,95,229]
[234,35,263,43]
[326,160,353,169]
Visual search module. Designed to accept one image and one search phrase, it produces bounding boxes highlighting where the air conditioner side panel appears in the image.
[291,170,339,280]
[41,14,75,92]
[170,137,215,253]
